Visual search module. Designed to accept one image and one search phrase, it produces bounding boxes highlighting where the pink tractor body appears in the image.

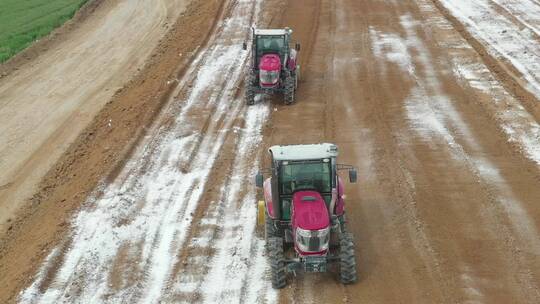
[256,143,358,288]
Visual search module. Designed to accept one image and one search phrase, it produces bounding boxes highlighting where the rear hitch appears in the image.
[285,257,329,273]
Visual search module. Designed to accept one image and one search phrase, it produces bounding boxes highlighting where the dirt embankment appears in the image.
[0,0,224,302]
[0,0,188,230]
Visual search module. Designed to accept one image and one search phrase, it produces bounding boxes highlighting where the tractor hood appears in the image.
[259,53,281,71]
[259,54,281,87]
[292,191,330,231]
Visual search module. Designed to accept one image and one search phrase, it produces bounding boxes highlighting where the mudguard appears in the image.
[263,178,276,218]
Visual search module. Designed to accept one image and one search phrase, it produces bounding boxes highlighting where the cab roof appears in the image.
[269,143,338,161]
[254,28,291,36]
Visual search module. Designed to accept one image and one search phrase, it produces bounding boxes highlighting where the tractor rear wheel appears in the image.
[283,74,295,105]
[245,73,256,105]
[268,237,287,289]
[339,232,357,284]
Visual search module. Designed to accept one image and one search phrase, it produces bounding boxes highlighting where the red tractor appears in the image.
[255,143,358,288]
[242,28,300,105]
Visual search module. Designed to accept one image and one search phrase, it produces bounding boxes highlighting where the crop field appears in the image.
[0,0,87,62]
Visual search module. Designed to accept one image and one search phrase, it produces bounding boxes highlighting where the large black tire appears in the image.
[268,237,287,289]
[265,213,278,241]
[245,73,256,105]
[339,232,357,284]
[283,74,295,105]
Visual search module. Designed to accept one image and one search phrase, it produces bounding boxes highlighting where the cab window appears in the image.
[279,161,332,195]
[256,35,285,55]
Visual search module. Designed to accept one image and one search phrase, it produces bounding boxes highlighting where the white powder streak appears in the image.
[438,0,540,101]
[19,1,267,303]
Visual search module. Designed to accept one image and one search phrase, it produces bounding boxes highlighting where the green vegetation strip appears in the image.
[0,0,88,62]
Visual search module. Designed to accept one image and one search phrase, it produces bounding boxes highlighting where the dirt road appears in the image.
[3,0,540,303]
[0,0,189,230]
[272,0,540,302]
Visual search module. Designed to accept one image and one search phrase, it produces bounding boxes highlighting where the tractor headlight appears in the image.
[295,227,330,253]
[259,70,280,85]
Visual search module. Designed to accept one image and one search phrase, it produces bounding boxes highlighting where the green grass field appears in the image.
[0,0,88,62]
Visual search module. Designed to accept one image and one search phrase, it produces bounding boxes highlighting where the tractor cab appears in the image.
[252,29,290,68]
[266,144,338,221]
[279,159,333,220]
[257,144,356,221]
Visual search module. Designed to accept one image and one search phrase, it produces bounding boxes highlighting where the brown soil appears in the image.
[0,0,223,302]
[268,0,540,302]
[431,0,540,125]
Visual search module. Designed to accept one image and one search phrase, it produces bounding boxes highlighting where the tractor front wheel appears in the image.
[283,74,295,105]
[339,232,357,284]
[268,237,287,289]
[245,73,256,105]
[265,212,278,241]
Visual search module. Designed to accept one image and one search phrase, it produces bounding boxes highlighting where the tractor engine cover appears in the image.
[292,191,331,255]
[259,54,281,87]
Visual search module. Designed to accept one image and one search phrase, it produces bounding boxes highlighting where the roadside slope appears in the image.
[0,0,228,302]
[0,0,189,231]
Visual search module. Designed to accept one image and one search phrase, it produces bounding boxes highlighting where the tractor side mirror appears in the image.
[242,42,247,50]
[349,169,357,183]
[255,173,264,188]
[295,43,301,51]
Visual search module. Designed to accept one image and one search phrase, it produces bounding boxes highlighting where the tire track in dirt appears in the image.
[488,3,540,39]
[348,3,451,301]
[430,0,540,124]
[487,0,540,38]
[367,1,540,301]
[413,1,540,301]
[270,0,451,302]
[268,0,540,302]
[160,1,297,303]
